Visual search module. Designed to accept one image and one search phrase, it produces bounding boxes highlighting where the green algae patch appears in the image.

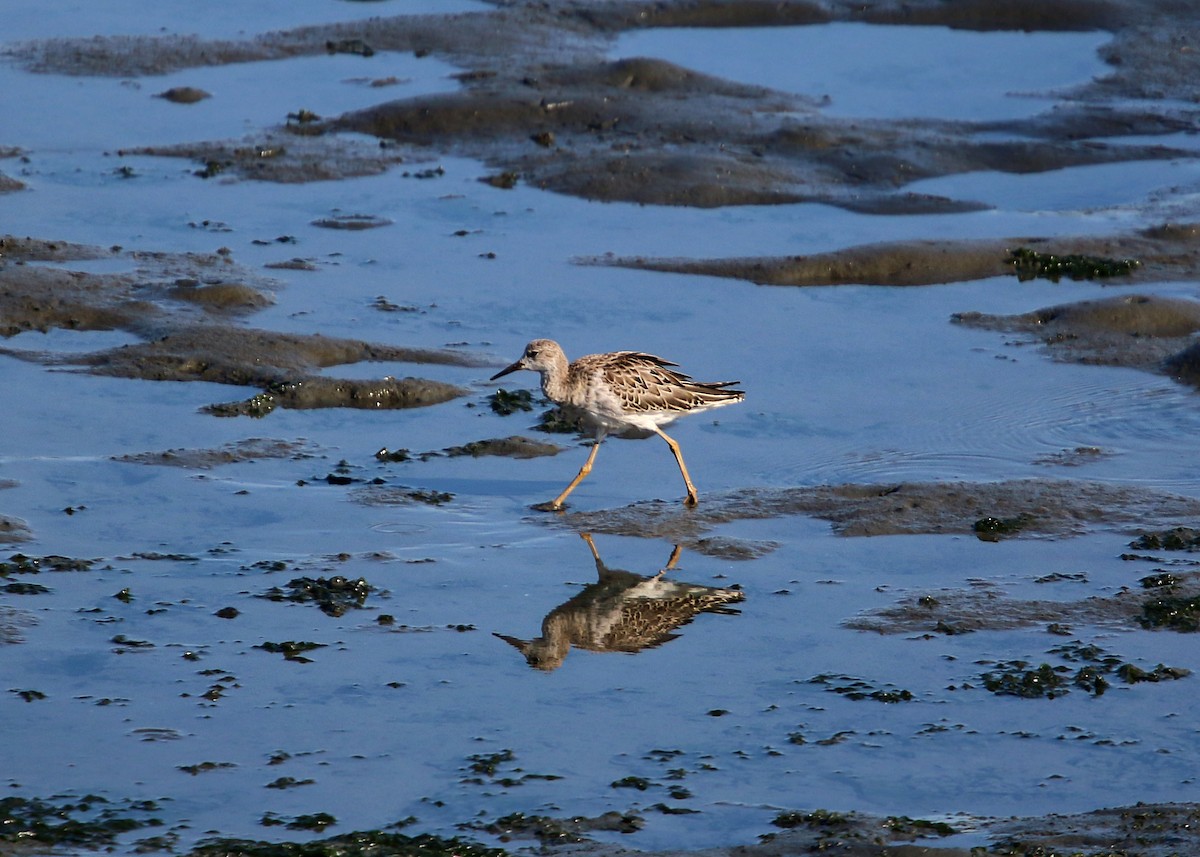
[1009,246,1140,281]
[189,830,508,857]
[0,795,165,849]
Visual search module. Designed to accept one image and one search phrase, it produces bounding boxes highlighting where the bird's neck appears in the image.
[539,361,571,404]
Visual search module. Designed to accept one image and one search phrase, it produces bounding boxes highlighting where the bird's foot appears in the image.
[531,500,565,513]
[683,493,699,507]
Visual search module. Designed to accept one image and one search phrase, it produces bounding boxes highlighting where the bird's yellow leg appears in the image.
[543,440,601,510]
[652,426,699,506]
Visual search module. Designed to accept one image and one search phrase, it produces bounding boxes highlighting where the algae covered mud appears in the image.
[6,1,1200,855]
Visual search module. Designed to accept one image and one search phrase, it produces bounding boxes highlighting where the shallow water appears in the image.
[613,24,1113,120]
[3,6,1200,855]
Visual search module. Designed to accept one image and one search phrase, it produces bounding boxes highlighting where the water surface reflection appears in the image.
[495,534,744,671]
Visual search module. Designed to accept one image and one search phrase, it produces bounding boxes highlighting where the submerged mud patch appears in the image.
[955,292,1200,384]
[565,801,1200,857]
[115,438,319,469]
[848,573,1200,636]
[0,515,33,544]
[0,239,484,413]
[0,236,286,335]
[559,479,1200,543]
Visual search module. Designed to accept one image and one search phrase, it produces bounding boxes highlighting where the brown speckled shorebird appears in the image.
[490,339,745,510]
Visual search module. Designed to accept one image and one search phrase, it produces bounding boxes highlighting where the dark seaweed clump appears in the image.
[982,661,1070,698]
[0,553,95,575]
[488,388,534,415]
[981,642,1190,698]
[1131,527,1200,551]
[1140,595,1200,632]
[190,831,508,857]
[808,674,913,703]
[1008,246,1140,282]
[0,795,163,848]
[259,575,371,617]
[973,513,1034,541]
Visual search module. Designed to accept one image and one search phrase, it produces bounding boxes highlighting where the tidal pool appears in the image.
[612,23,1112,121]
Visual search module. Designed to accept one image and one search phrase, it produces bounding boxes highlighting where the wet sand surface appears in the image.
[5,0,1200,855]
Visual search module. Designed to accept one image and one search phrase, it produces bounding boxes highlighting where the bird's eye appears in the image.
[527,350,539,359]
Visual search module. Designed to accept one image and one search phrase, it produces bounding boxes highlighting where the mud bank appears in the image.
[8,1,1199,214]
[955,291,1200,387]
[553,801,1200,857]
[556,479,1200,549]
[0,235,481,412]
[594,223,1200,286]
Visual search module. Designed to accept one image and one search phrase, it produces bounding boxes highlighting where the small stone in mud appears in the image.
[264,257,319,271]
[178,761,235,775]
[155,86,210,104]
[286,109,321,126]
[326,38,374,57]
[375,447,411,462]
[611,776,652,791]
[372,296,420,312]
[215,606,239,619]
[264,776,316,789]
[482,171,519,189]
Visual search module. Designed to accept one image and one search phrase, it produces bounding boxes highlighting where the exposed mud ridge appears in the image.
[9,2,1200,214]
[0,236,483,412]
[557,479,1200,544]
[954,291,1200,385]
[552,801,1200,857]
[593,222,1200,286]
[847,572,1200,634]
[0,236,271,335]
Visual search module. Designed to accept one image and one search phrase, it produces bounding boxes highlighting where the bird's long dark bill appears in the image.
[490,360,523,381]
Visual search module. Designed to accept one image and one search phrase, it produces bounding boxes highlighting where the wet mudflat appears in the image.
[5,1,1200,855]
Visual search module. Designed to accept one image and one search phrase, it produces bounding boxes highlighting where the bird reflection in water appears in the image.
[494,533,745,671]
